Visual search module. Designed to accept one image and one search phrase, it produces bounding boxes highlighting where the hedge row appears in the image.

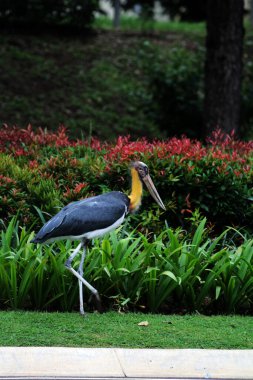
[0,125,253,234]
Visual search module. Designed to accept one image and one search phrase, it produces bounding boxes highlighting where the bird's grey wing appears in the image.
[31,208,68,243]
[58,198,127,236]
[32,195,127,243]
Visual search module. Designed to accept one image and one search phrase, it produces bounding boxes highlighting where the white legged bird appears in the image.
[32,161,166,314]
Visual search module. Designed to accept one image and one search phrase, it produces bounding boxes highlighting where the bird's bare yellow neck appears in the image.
[128,168,143,212]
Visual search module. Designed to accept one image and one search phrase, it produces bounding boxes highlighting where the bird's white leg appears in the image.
[65,242,101,312]
[66,266,101,301]
[65,242,82,267]
[78,244,86,315]
[65,241,85,314]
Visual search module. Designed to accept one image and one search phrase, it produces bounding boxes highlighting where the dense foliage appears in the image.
[145,46,204,138]
[0,126,252,314]
[1,217,253,314]
[0,125,253,234]
[0,0,99,30]
[1,32,253,141]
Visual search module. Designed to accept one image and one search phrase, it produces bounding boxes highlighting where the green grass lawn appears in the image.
[0,311,252,348]
[94,16,206,36]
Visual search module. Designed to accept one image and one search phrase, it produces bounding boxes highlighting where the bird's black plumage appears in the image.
[32,191,130,244]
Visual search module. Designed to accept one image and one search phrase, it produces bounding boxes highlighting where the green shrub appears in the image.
[146,47,204,138]
[0,153,62,226]
[0,127,252,233]
[1,217,252,314]
[0,0,99,29]
[139,44,253,139]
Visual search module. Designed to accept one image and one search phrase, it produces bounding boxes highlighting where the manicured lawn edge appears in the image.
[0,311,252,349]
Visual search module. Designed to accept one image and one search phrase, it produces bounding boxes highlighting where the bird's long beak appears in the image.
[142,175,166,211]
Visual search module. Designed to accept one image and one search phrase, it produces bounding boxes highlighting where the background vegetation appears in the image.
[0,127,252,314]
[1,126,252,233]
[1,21,253,140]
[1,216,253,314]
[0,3,253,316]
[0,0,99,30]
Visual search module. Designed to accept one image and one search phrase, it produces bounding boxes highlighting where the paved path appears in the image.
[0,347,252,379]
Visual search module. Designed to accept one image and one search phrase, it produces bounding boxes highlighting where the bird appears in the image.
[31,161,166,315]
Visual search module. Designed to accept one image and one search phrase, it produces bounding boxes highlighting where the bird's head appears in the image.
[130,161,166,211]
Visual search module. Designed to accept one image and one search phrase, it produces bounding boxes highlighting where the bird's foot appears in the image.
[89,292,103,313]
[80,309,88,317]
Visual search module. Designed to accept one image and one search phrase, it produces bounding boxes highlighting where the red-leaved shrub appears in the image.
[0,124,252,233]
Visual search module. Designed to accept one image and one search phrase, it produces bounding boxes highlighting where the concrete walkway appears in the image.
[0,347,252,379]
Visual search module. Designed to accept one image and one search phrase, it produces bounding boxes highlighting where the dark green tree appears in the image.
[0,0,99,29]
[161,0,207,21]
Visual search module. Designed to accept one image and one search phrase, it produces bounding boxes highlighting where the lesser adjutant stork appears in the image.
[32,161,166,315]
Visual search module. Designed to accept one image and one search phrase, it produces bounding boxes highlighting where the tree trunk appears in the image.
[204,0,244,137]
[250,0,253,25]
[113,0,121,29]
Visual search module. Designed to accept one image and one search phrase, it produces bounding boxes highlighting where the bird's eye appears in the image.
[138,166,148,178]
